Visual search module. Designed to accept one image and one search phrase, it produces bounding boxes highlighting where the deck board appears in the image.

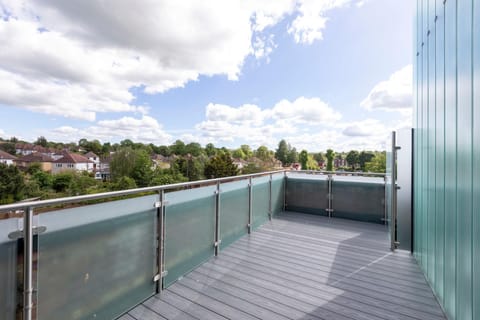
[126,212,446,320]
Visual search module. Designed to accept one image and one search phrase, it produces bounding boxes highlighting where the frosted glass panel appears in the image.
[251,176,270,229]
[285,176,328,215]
[331,179,385,223]
[271,173,285,216]
[164,186,215,287]
[37,195,157,320]
[0,215,19,320]
[219,180,249,250]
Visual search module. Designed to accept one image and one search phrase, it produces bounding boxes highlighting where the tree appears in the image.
[346,150,359,171]
[52,172,74,193]
[232,148,246,159]
[0,163,25,204]
[326,149,335,171]
[112,176,137,191]
[170,140,186,156]
[175,156,204,181]
[275,140,289,166]
[287,147,298,164]
[359,151,375,171]
[240,145,253,158]
[185,142,203,157]
[110,147,153,187]
[204,153,239,179]
[34,136,48,147]
[299,150,308,170]
[306,154,319,170]
[313,152,324,162]
[365,152,386,173]
[0,142,16,155]
[255,146,271,162]
[157,145,171,157]
[204,143,217,157]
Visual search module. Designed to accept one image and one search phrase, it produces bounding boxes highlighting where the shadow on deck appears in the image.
[122,212,446,320]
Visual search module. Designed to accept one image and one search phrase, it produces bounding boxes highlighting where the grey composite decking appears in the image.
[124,212,446,320]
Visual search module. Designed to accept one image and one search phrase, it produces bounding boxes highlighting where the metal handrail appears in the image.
[0,170,287,212]
[289,170,385,177]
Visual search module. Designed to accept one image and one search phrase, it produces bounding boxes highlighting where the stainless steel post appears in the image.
[283,171,287,211]
[327,174,333,218]
[215,181,220,256]
[23,207,33,320]
[268,174,272,220]
[157,190,165,292]
[391,132,397,251]
[248,177,253,234]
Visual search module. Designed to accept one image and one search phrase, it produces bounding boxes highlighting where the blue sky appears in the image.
[0,0,413,152]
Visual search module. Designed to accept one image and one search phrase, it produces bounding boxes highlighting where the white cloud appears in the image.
[206,103,266,125]
[195,97,341,148]
[271,97,342,124]
[287,0,363,44]
[341,119,387,137]
[50,116,171,144]
[361,65,413,114]
[0,0,364,122]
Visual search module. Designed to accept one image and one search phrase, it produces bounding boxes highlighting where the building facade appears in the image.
[414,1,479,319]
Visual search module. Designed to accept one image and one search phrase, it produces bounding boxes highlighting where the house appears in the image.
[232,158,248,170]
[0,150,17,165]
[51,152,94,174]
[85,152,100,172]
[151,154,171,169]
[14,153,54,172]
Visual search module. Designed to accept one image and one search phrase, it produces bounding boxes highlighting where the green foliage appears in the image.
[275,140,289,165]
[204,153,239,179]
[0,163,25,204]
[313,152,324,162]
[52,172,74,192]
[232,148,246,159]
[359,151,375,171]
[204,143,217,157]
[326,149,335,171]
[185,142,203,157]
[346,150,359,170]
[365,152,386,173]
[0,142,16,155]
[241,163,262,174]
[306,154,319,170]
[32,170,53,188]
[112,176,137,191]
[174,157,205,181]
[34,136,48,147]
[170,140,186,156]
[287,147,298,164]
[110,147,153,187]
[255,146,271,162]
[26,163,42,175]
[240,145,253,158]
[299,150,308,170]
[150,169,188,186]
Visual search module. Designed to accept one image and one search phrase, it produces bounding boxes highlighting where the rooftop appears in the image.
[124,212,445,320]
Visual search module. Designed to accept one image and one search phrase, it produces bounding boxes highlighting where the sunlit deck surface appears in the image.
[121,212,446,320]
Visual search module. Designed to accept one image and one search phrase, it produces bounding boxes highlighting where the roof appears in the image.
[0,150,17,160]
[15,153,53,163]
[54,152,93,164]
[85,151,98,158]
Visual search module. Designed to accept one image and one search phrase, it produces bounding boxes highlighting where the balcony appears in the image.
[0,171,446,320]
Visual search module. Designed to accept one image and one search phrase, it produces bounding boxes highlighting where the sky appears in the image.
[0,0,413,152]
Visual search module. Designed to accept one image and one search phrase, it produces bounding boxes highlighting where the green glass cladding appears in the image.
[37,195,157,320]
[414,1,480,319]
